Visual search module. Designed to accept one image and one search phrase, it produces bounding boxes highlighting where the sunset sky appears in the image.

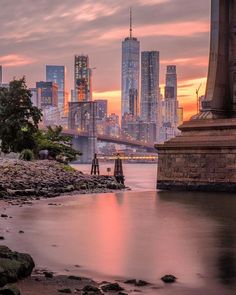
[0,0,211,120]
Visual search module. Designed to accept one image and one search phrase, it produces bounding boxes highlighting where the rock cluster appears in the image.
[0,159,125,199]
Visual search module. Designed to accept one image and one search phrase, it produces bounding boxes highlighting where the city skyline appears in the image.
[0,0,211,119]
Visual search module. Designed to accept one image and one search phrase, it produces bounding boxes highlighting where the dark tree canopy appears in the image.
[0,77,42,153]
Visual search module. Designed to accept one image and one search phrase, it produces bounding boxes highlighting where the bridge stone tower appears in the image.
[157,0,236,191]
[69,101,97,163]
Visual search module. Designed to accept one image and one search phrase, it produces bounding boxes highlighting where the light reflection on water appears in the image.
[1,164,236,294]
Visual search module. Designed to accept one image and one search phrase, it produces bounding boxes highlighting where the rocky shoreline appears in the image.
[0,159,176,294]
[0,159,125,200]
[0,158,129,294]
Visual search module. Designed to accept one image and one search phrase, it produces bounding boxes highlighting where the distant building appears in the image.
[96,113,120,137]
[121,9,140,121]
[30,88,41,107]
[161,65,179,142]
[36,81,58,108]
[94,99,108,120]
[74,55,92,102]
[123,119,157,143]
[0,83,9,89]
[141,51,160,123]
[46,65,67,110]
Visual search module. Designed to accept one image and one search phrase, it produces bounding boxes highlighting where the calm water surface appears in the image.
[1,163,236,294]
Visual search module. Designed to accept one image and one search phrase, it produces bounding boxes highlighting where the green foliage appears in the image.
[0,78,42,153]
[19,149,34,161]
[60,164,76,172]
[35,126,81,163]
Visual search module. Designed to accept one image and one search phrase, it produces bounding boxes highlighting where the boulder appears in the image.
[58,289,72,294]
[0,246,35,287]
[43,271,53,278]
[0,284,21,295]
[161,275,177,283]
[101,283,124,292]
[83,285,103,294]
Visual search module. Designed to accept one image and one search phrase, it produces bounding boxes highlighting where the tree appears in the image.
[35,126,81,163]
[0,77,42,153]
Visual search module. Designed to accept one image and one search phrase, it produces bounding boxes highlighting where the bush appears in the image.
[35,126,81,163]
[20,149,34,161]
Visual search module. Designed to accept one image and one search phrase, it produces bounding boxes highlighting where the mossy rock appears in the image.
[0,284,21,295]
[0,246,34,288]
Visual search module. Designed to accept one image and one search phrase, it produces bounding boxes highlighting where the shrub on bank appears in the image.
[19,149,34,161]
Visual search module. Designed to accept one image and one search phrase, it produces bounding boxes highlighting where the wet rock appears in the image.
[101,283,124,292]
[0,246,35,287]
[58,288,72,294]
[68,275,82,281]
[135,280,149,287]
[43,271,53,278]
[0,284,21,295]
[83,285,103,294]
[161,275,177,283]
[1,215,8,218]
[124,279,149,286]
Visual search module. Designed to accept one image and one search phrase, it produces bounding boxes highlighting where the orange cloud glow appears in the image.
[0,55,34,67]
[94,76,207,121]
[99,21,209,42]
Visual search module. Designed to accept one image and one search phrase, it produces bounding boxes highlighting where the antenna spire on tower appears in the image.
[130,7,133,38]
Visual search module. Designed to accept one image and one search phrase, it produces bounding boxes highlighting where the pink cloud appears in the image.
[99,21,210,41]
[0,54,35,67]
[161,56,208,67]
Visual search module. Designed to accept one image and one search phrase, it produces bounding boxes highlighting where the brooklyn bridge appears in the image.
[41,101,156,163]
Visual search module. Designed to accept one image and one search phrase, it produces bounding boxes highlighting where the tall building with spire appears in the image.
[121,8,140,123]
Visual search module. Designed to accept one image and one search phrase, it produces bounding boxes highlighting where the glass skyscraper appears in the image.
[121,10,140,119]
[141,51,160,123]
[46,65,66,110]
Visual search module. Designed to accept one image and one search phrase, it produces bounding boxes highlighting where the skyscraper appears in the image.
[74,55,92,102]
[160,65,179,142]
[164,65,178,125]
[121,9,140,120]
[46,65,67,110]
[141,51,160,123]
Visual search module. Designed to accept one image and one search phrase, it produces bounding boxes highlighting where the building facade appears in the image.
[36,81,58,108]
[160,65,179,142]
[94,99,108,120]
[46,65,67,111]
[141,51,160,123]
[74,55,92,102]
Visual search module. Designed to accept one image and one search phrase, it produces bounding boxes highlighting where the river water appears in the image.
[1,163,236,294]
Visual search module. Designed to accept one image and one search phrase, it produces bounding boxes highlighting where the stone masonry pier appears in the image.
[157,119,236,192]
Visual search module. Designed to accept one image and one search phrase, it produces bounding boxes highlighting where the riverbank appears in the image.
[0,159,130,294]
[0,159,125,201]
